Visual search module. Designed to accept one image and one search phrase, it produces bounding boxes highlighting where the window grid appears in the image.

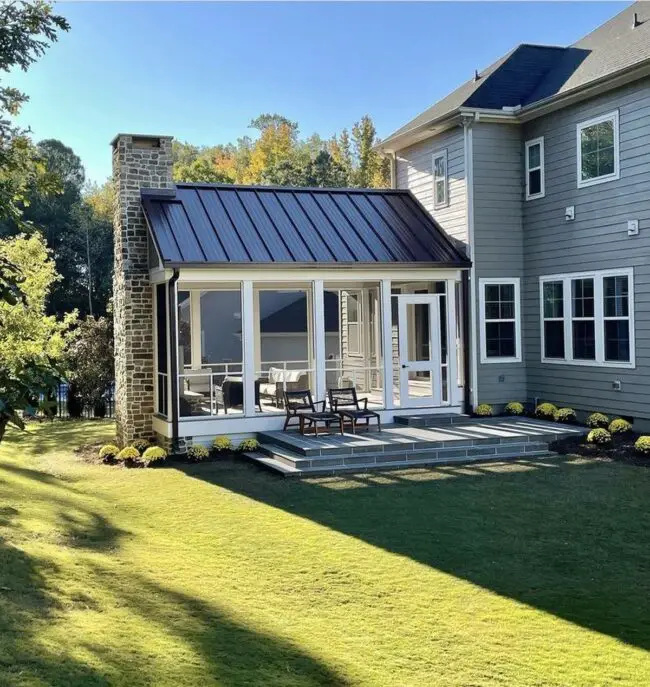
[432,149,448,209]
[540,269,634,368]
[479,279,521,364]
[577,111,620,189]
[525,137,545,200]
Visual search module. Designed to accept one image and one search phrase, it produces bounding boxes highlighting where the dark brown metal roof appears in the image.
[142,183,470,267]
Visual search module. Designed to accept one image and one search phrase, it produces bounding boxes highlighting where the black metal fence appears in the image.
[49,382,116,419]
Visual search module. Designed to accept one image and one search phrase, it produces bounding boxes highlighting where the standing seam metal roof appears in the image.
[142,183,470,267]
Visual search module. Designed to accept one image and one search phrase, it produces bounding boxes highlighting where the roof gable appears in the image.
[142,184,470,268]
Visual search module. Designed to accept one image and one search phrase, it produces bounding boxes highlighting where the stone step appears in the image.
[245,447,554,478]
[256,440,550,472]
[394,413,471,427]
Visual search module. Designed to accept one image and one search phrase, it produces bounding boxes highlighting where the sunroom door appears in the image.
[398,294,443,407]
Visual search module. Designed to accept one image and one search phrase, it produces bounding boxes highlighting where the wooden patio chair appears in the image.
[283,390,343,436]
[328,387,381,434]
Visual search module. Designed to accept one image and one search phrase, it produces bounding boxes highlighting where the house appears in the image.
[112,2,650,451]
[378,1,650,430]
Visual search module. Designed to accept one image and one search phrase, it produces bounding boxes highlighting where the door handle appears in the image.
[401,364,408,369]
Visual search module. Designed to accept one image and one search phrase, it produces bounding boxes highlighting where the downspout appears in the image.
[168,268,180,451]
[462,113,479,411]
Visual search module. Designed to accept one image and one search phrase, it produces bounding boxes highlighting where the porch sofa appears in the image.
[259,367,309,407]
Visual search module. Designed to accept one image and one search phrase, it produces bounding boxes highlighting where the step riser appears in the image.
[248,449,554,478]
[394,415,470,427]
[260,441,550,470]
[257,431,575,460]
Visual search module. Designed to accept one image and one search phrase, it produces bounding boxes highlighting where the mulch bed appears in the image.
[550,432,650,467]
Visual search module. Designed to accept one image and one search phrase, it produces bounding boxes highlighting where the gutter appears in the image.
[168,268,180,451]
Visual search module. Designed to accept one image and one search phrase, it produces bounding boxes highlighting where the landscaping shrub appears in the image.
[187,445,209,462]
[238,438,260,452]
[131,439,151,453]
[98,444,120,461]
[554,407,576,424]
[141,446,167,467]
[535,403,557,420]
[586,412,609,428]
[634,436,650,455]
[474,404,493,417]
[504,401,524,416]
[212,436,233,454]
[587,428,611,445]
[116,446,140,462]
[608,418,632,435]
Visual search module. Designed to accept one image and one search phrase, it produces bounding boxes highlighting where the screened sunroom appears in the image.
[144,183,470,440]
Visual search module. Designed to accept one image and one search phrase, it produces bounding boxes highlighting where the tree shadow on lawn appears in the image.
[183,455,650,651]
[0,460,346,686]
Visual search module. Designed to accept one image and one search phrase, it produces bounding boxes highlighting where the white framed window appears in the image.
[540,268,634,368]
[525,137,545,200]
[432,149,448,208]
[345,290,363,356]
[577,110,620,188]
[479,278,522,363]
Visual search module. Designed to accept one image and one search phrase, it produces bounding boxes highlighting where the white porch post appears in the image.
[253,288,261,378]
[312,280,326,402]
[446,279,459,406]
[242,280,256,417]
[380,279,394,410]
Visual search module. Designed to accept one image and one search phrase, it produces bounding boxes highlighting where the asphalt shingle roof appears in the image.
[383,2,650,145]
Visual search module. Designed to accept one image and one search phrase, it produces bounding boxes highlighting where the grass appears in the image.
[0,422,649,686]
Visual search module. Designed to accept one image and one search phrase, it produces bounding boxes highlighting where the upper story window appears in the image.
[540,268,634,368]
[479,278,522,364]
[525,137,545,200]
[432,149,448,208]
[577,110,620,188]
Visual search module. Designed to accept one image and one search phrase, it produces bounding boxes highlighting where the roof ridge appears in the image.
[173,181,407,194]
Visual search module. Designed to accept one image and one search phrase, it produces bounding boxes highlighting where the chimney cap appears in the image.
[110,133,173,148]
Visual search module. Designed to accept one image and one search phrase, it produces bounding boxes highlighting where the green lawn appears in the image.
[0,422,649,686]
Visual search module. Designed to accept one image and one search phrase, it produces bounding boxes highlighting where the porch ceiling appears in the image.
[142,184,470,268]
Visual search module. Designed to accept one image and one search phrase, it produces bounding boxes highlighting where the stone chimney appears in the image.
[112,134,174,446]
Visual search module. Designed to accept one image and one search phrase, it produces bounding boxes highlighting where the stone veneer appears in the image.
[112,134,173,446]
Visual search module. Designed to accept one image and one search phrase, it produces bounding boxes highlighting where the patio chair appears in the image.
[328,387,381,434]
[283,390,343,436]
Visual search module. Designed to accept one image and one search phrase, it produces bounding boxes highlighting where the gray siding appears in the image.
[396,127,467,245]
[522,79,650,419]
[472,123,527,405]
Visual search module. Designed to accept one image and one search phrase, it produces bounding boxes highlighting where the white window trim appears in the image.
[345,289,363,357]
[432,149,449,209]
[576,110,620,189]
[539,267,635,368]
[525,137,545,200]
[479,278,522,364]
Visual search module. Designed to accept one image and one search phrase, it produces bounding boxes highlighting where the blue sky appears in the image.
[12,1,630,183]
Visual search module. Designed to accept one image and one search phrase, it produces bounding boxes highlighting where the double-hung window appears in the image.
[540,268,634,367]
[525,137,545,200]
[432,149,448,208]
[577,110,620,188]
[479,278,521,363]
[345,290,362,356]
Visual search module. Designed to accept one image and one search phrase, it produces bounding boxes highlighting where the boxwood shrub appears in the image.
[554,407,576,424]
[504,401,524,416]
[98,444,120,461]
[141,446,167,466]
[212,436,233,453]
[474,404,493,417]
[238,438,260,452]
[187,445,209,462]
[535,402,557,420]
[116,446,140,462]
[587,428,611,445]
[608,418,632,435]
[586,412,609,428]
[634,436,650,455]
